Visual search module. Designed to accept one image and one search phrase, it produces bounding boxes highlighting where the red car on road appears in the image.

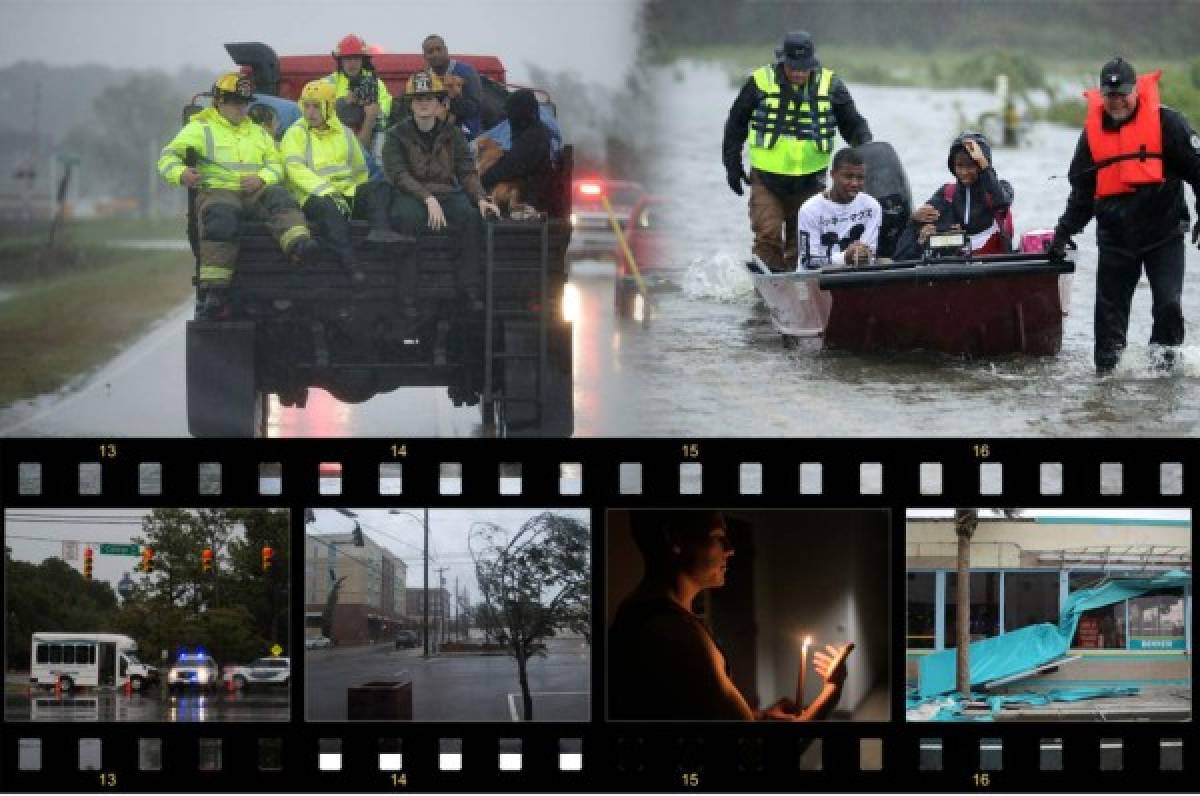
[614,195,671,318]
[567,178,644,261]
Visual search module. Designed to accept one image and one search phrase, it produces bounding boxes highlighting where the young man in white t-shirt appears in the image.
[796,148,881,268]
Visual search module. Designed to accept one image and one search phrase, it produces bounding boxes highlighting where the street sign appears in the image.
[99,543,140,556]
[62,541,79,561]
[270,644,283,657]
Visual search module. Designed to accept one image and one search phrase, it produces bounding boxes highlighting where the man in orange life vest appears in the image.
[1050,57,1200,374]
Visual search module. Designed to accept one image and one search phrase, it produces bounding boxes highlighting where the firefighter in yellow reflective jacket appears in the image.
[326,34,394,150]
[158,72,318,319]
[283,81,404,278]
[722,32,873,271]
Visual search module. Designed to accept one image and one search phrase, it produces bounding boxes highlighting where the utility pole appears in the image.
[435,567,449,644]
[453,575,459,640]
[422,508,430,658]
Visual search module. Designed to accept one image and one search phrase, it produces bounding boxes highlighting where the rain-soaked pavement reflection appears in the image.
[6,687,289,722]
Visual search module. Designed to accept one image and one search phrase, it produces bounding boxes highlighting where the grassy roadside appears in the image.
[0,216,186,250]
[674,45,1200,128]
[0,219,193,406]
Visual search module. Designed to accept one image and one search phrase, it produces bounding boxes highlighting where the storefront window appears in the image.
[906,572,936,648]
[1128,588,1186,650]
[1004,572,1060,631]
[944,572,1000,646]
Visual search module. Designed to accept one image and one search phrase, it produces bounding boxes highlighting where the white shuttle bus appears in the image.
[30,632,159,692]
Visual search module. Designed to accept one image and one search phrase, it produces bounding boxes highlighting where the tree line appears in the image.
[640,0,1200,61]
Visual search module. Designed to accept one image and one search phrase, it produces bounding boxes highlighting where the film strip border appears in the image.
[1,438,1194,792]
[1,437,1194,504]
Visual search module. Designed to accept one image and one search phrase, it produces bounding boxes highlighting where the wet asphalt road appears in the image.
[305,637,590,722]
[6,685,289,722]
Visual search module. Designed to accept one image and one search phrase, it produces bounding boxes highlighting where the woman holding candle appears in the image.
[609,510,854,721]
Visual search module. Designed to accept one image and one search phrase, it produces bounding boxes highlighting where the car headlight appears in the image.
[197,670,209,683]
[569,212,577,227]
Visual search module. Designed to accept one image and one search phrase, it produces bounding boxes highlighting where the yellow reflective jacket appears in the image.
[157,107,284,190]
[747,65,837,176]
[280,117,369,204]
[325,69,394,122]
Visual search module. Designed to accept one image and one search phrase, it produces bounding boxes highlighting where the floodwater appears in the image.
[607,63,1200,437]
[1,64,1196,437]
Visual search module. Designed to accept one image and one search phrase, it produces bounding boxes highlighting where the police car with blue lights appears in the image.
[167,650,220,692]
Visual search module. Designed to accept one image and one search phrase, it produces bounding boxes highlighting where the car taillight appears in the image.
[577,181,603,197]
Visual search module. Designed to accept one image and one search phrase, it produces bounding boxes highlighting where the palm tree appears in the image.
[953,509,979,697]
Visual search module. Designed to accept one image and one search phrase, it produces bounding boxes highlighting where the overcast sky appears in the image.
[307,507,591,606]
[0,0,641,88]
[4,508,256,591]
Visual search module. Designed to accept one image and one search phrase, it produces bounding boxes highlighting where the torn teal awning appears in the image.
[918,570,1190,698]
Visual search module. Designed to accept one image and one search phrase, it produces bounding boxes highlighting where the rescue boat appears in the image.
[748,141,1075,357]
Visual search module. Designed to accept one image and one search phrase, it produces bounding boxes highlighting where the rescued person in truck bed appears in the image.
[380,70,498,301]
[478,89,555,216]
[608,511,852,721]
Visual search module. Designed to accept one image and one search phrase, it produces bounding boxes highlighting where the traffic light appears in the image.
[261,546,274,574]
[83,547,93,581]
[140,546,154,573]
[201,548,214,575]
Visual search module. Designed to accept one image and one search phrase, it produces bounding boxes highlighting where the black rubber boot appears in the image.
[364,185,406,243]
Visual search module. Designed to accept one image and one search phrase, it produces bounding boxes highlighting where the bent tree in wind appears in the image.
[469,512,590,720]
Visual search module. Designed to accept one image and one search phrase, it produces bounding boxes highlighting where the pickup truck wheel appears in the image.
[186,320,265,437]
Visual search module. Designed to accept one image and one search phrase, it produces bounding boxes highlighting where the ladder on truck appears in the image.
[481,219,552,435]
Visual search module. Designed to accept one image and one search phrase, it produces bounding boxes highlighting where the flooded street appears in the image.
[608,63,1200,436]
[2,64,1196,437]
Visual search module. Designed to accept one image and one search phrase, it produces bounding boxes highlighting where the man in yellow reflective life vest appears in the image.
[281,80,400,283]
[326,33,394,151]
[158,71,318,320]
[723,31,873,272]
[1050,57,1200,375]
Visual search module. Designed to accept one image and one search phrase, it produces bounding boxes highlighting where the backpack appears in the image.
[941,182,1014,250]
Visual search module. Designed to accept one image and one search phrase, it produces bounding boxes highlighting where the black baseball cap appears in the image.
[778,31,818,71]
[1100,57,1136,95]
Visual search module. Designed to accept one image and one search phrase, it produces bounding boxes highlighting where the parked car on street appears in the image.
[222,656,291,689]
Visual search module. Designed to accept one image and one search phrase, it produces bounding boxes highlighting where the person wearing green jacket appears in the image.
[158,71,317,319]
[281,80,401,281]
[722,32,873,272]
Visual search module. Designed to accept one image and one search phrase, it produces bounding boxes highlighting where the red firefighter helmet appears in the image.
[332,34,369,59]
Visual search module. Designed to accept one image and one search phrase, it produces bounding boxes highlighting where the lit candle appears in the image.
[796,635,812,709]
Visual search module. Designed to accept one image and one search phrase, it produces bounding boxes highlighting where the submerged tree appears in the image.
[469,512,590,720]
